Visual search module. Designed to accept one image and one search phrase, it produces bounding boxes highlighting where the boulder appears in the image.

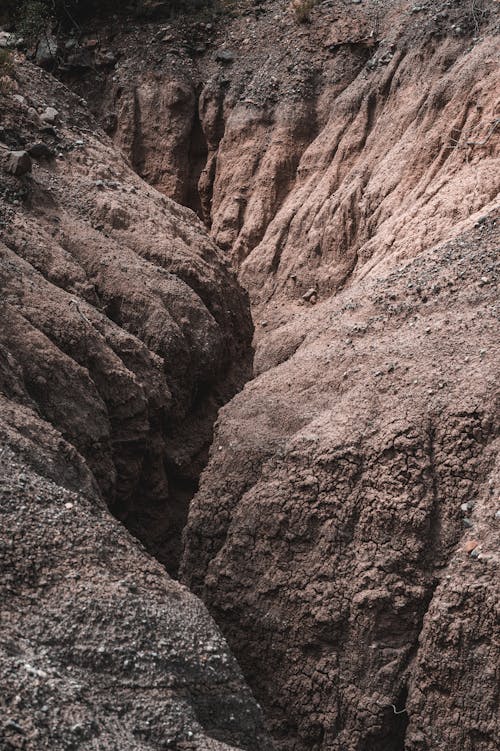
[27,142,55,159]
[35,34,58,67]
[0,31,13,48]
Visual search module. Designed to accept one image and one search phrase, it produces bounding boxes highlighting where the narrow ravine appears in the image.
[0,1,499,750]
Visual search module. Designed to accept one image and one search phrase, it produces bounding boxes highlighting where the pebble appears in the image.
[40,106,59,125]
[216,49,235,63]
[464,539,479,554]
[4,719,24,734]
[302,287,317,302]
[0,31,14,48]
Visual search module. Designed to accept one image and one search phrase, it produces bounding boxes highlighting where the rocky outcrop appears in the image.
[86,1,499,315]
[0,60,253,574]
[1,2,499,750]
[0,56,268,751]
[182,219,499,750]
[0,408,271,751]
[107,4,500,749]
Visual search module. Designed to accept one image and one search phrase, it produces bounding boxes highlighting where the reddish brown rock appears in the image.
[182,220,499,751]
[167,9,499,749]
[463,539,480,554]
[0,56,267,751]
[1,2,499,750]
[0,60,253,575]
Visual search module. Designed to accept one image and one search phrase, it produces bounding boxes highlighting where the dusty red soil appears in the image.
[1,0,499,750]
[182,218,499,750]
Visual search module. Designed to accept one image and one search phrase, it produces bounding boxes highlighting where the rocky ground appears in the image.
[1,0,499,750]
[0,439,271,751]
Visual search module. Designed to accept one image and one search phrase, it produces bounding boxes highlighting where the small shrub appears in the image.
[289,0,317,24]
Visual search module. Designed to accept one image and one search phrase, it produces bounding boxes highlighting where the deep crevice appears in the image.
[185,92,209,219]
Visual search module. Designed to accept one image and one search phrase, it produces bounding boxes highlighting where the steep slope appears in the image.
[0,60,253,574]
[0,416,271,751]
[156,2,500,750]
[182,218,499,750]
[79,0,499,314]
[0,57,269,751]
[1,2,499,750]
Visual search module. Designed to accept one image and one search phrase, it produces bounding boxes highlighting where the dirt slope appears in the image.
[1,1,499,750]
[0,57,269,751]
[80,0,499,316]
[0,60,253,574]
[124,2,500,749]
[0,420,270,751]
[182,218,499,750]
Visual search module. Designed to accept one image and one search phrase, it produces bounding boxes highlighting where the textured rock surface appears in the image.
[0,59,268,751]
[84,0,499,313]
[0,423,271,751]
[182,220,499,750]
[0,61,253,574]
[177,9,499,749]
[1,2,499,750]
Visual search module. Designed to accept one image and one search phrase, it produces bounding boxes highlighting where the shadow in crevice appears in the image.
[185,94,209,220]
[366,686,409,751]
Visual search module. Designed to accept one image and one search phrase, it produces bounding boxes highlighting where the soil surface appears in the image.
[0,54,267,751]
[1,1,499,750]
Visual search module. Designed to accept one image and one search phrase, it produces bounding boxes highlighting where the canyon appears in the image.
[0,1,499,750]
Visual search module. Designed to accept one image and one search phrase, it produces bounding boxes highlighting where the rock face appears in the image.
[0,61,268,749]
[182,220,499,751]
[0,61,253,575]
[1,2,499,751]
[0,430,271,751]
[86,0,499,315]
[136,2,500,750]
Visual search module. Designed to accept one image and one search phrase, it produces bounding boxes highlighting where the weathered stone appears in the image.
[302,287,317,301]
[216,49,235,63]
[5,150,32,176]
[40,106,59,124]
[0,31,13,48]
[35,35,58,67]
[27,142,55,159]
[464,539,479,554]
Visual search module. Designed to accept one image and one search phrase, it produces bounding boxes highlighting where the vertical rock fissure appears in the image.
[185,92,209,219]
